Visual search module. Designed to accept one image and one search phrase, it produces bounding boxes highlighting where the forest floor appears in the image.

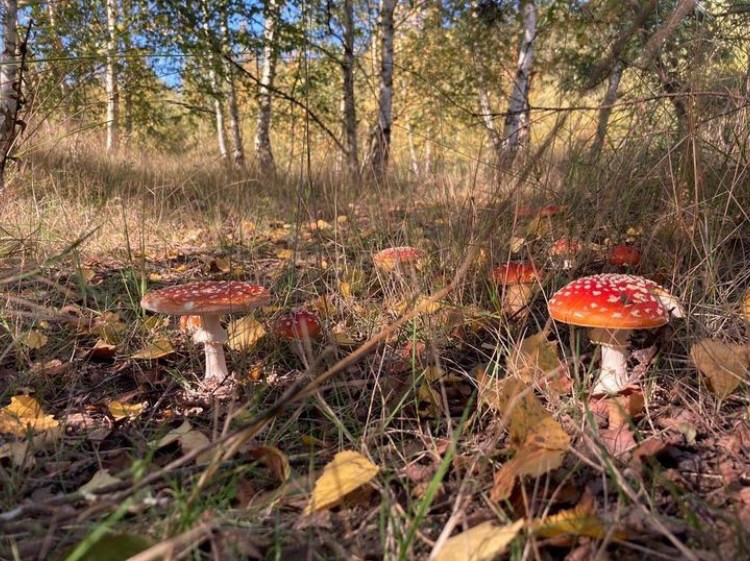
[1,146,750,561]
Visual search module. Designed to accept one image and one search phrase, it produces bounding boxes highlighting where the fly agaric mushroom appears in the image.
[549,238,582,270]
[547,273,680,394]
[490,262,542,318]
[273,310,323,368]
[608,244,641,267]
[141,281,271,388]
[273,310,323,341]
[373,246,425,273]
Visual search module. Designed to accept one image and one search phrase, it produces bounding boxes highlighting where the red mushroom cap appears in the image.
[373,246,425,270]
[539,205,564,217]
[550,238,582,256]
[491,262,541,285]
[141,281,271,315]
[608,244,641,267]
[548,274,669,329]
[273,310,322,340]
[514,205,538,218]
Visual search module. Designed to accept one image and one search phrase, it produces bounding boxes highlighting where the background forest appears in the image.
[1,0,750,560]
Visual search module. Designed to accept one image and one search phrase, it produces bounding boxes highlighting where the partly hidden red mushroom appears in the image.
[273,310,323,341]
[490,261,542,319]
[608,244,641,267]
[549,238,582,270]
[548,273,681,395]
[141,281,271,389]
[373,246,426,272]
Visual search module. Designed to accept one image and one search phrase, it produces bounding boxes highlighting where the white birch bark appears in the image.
[254,0,281,175]
[407,121,419,176]
[0,0,17,188]
[105,0,119,151]
[590,60,624,159]
[202,1,228,160]
[342,0,358,175]
[222,13,245,168]
[500,0,536,166]
[367,0,396,180]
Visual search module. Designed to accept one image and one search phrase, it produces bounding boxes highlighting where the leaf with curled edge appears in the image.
[0,396,59,436]
[491,416,570,503]
[690,339,750,398]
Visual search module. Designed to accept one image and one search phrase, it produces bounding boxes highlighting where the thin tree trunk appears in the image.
[367,0,396,180]
[407,122,419,176]
[202,1,228,160]
[500,0,536,167]
[105,0,119,151]
[222,12,245,168]
[342,0,358,175]
[255,0,281,175]
[46,0,68,102]
[590,59,624,159]
[0,0,18,189]
[122,0,132,139]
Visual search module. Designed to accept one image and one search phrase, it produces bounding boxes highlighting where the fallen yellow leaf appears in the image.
[508,331,564,385]
[276,248,294,260]
[17,330,48,350]
[0,441,32,467]
[227,316,267,351]
[0,396,59,436]
[304,450,379,514]
[531,504,627,541]
[690,338,750,398]
[108,401,146,421]
[435,519,525,561]
[131,338,175,360]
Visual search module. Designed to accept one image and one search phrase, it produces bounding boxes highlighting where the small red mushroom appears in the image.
[490,262,542,318]
[608,244,641,267]
[549,238,582,270]
[273,310,323,341]
[373,246,425,272]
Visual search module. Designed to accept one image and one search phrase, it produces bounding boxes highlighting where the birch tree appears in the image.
[105,0,119,151]
[222,10,244,168]
[255,0,281,176]
[500,0,536,167]
[341,0,358,175]
[202,0,228,161]
[0,0,17,188]
[367,0,396,180]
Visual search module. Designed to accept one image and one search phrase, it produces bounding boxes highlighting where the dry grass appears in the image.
[0,121,749,561]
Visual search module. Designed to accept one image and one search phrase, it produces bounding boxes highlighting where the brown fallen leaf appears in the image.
[247,444,291,483]
[435,519,525,561]
[492,416,570,502]
[599,425,637,458]
[607,389,645,429]
[508,331,565,390]
[690,338,750,398]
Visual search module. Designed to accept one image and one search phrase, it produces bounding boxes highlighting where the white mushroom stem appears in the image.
[191,314,229,385]
[589,328,631,395]
[503,283,534,318]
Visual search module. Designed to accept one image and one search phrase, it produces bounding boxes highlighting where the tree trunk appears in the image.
[407,121,419,176]
[202,1,228,160]
[590,59,624,159]
[0,0,18,189]
[342,0,359,175]
[367,0,396,181]
[254,0,281,176]
[122,0,132,139]
[105,0,119,151]
[222,12,245,168]
[500,0,536,167]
